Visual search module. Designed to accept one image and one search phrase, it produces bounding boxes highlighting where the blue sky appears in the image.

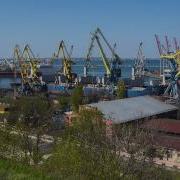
[0,0,180,58]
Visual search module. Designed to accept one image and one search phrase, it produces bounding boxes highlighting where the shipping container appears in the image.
[127,87,149,98]
[47,83,69,94]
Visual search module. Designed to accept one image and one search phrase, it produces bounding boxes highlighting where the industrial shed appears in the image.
[88,96,178,124]
[141,119,180,135]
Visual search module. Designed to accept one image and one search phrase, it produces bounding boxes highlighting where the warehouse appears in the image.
[88,96,178,124]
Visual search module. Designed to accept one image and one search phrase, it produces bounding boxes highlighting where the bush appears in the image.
[71,85,83,112]
[117,80,126,99]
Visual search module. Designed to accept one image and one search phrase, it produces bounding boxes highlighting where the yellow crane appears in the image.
[14,44,42,93]
[155,35,180,100]
[22,44,41,84]
[159,50,180,99]
[13,45,28,84]
[160,50,180,77]
[53,40,75,82]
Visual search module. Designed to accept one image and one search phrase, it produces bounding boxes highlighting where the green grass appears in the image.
[171,171,180,180]
[0,159,50,180]
[0,158,180,180]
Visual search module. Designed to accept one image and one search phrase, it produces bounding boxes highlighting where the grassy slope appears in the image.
[0,159,180,180]
[0,159,50,180]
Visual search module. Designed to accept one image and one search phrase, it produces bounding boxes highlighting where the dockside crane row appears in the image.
[85,28,122,84]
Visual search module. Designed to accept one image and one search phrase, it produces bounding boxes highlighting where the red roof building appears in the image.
[141,118,180,151]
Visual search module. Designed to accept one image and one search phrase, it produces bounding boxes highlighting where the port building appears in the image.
[87,96,178,124]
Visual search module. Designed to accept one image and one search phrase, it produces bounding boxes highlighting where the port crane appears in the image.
[155,35,180,100]
[160,51,180,99]
[53,40,75,83]
[14,45,29,85]
[22,44,40,82]
[85,28,122,84]
[132,42,146,79]
[14,44,43,94]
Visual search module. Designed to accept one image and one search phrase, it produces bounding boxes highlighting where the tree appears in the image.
[71,85,83,112]
[57,96,70,112]
[44,108,123,179]
[44,108,172,179]
[117,80,126,99]
[7,96,53,164]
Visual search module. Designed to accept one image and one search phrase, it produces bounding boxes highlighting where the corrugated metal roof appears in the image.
[88,96,178,124]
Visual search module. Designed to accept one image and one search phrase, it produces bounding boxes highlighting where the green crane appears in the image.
[86,28,122,84]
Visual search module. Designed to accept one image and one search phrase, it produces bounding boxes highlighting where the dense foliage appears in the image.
[0,96,178,179]
[71,85,83,112]
[3,96,53,165]
[44,108,173,179]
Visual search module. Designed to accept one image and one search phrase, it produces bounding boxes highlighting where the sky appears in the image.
[0,0,180,58]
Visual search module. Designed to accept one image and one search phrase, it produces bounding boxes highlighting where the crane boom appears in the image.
[165,35,171,53]
[160,50,180,70]
[155,34,162,55]
[97,28,121,63]
[22,44,38,62]
[14,45,23,65]
[95,35,111,75]
[97,28,115,55]
[173,37,179,51]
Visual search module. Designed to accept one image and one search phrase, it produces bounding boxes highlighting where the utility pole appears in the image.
[13,59,17,99]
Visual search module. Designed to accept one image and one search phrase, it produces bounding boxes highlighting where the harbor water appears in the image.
[0,58,161,89]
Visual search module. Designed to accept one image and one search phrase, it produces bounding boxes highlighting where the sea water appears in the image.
[0,58,161,89]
